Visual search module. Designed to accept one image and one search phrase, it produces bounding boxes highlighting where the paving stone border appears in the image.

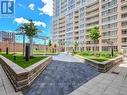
[75,55,123,73]
[0,55,52,91]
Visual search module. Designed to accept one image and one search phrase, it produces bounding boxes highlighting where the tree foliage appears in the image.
[17,20,40,37]
[89,26,100,43]
[17,19,41,57]
[74,41,79,52]
[48,40,52,47]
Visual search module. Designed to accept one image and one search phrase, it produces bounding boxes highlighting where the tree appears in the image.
[48,40,52,52]
[74,41,79,52]
[17,20,41,57]
[89,26,100,54]
[54,44,57,53]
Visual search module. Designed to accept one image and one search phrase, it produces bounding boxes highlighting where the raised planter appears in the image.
[0,55,52,91]
[75,55,123,73]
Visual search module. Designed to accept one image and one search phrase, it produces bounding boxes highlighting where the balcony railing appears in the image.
[86,18,99,24]
[86,12,99,19]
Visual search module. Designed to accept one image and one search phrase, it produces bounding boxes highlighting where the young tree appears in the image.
[89,26,100,55]
[54,44,57,53]
[74,41,79,52]
[18,20,41,57]
[48,40,52,52]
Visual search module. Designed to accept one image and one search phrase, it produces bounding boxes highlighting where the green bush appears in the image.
[77,51,120,62]
[78,51,119,58]
[80,51,94,56]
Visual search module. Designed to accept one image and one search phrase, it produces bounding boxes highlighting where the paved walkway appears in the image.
[53,52,84,62]
[23,53,100,95]
[1,53,127,95]
[69,57,127,95]
[0,65,23,95]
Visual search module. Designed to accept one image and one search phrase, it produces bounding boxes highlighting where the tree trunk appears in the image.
[29,37,33,57]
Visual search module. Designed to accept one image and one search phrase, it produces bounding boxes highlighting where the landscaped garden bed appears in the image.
[1,54,47,68]
[0,54,52,91]
[75,51,123,72]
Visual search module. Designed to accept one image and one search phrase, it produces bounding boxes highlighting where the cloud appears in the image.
[14,17,46,28]
[29,3,35,11]
[33,21,46,28]
[18,4,25,9]
[38,0,53,16]
[14,17,29,24]
[8,0,14,1]
[39,13,43,16]
[8,0,15,3]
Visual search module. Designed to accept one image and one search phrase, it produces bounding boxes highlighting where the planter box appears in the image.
[0,55,52,91]
[75,55,123,73]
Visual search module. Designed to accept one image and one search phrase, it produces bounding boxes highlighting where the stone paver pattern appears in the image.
[69,57,127,95]
[0,65,23,95]
[23,53,100,95]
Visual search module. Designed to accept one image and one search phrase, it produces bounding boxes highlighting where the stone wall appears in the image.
[0,55,52,91]
[75,55,123,73]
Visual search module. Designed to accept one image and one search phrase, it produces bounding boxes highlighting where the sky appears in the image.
[0,0,53,44]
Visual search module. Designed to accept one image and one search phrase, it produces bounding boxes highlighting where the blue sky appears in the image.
[0,0,53,44]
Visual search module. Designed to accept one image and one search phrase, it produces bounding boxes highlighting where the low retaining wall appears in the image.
[0,55,52,91]
[75,55,123,73]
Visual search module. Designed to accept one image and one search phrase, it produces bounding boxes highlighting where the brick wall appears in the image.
[0,42,46,52]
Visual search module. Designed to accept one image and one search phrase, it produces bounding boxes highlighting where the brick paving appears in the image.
[22,53,100,95]
[69,58,127,95]
[0,53,127,95]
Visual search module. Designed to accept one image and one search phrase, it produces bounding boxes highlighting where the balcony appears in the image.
[86,24,99,30]
[122,42,127,44]
[86,5,99,13]
[74,26,79,30]
[121,0,127,5]
[122,29,127,36]
[122,24,127,29]
[121,8,127,13]
[86,12,99,19]
[86,18,99,24]
[74,31,79,35]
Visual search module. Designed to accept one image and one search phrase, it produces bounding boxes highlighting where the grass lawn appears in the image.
[1,54,47,68]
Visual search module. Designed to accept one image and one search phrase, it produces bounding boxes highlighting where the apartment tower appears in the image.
[52,0,127,53]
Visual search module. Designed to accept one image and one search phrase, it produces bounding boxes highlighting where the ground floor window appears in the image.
[102,46,118,51]
[86,46,99,51]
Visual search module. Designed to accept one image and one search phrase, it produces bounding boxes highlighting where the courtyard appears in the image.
[0,53,127,95]
[22,53,100,95]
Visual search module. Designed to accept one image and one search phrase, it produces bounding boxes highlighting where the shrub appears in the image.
[80,51,94,56]
[78,51,119,58]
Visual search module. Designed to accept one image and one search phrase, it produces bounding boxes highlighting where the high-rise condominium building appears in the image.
[52,0,127,53]
[0,31,15,42]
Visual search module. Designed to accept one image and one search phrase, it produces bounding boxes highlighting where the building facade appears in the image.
[0,31,46,52]
[52,0,127,52]
[0,31,15,42]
